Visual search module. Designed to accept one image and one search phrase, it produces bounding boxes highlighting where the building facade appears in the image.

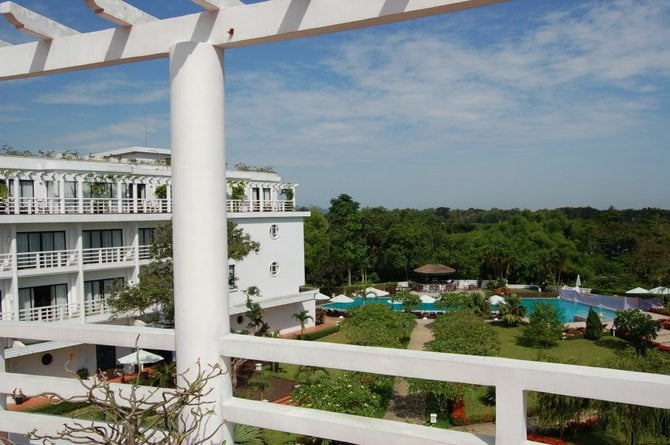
[0,148,314,376]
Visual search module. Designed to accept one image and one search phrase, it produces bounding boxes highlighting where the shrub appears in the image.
[584,307,603,340]
[522,301,564,348]
[301,325,340,341]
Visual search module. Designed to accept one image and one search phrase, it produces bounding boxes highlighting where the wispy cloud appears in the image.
[224,0,670,208]
[36,73,169,106]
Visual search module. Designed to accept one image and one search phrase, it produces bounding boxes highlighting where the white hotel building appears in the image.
[0,147,314,377]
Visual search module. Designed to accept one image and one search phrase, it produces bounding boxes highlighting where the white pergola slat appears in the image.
[0,0,508,80]
[84,0,156,26]
[192,0,245,11]
[0,1,79,39]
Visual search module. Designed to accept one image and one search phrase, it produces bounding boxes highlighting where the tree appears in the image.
[613,309,661,356]
[327,194,366,286]
[244,287,269,336]
[521,301,564,348]
[339,303,415,348]
[111,220,259,324]
[498,294,527,327]
[596,350,670,445]
[292,309,314,339]
[398,292,421,313]
[410,309,500,415]
[29,360,225,445]
[584,307,604,340]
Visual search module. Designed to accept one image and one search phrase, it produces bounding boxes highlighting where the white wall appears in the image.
[7,345,88,379]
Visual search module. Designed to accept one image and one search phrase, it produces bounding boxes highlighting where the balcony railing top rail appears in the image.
[0,324,668,445]
[0,197,295,215]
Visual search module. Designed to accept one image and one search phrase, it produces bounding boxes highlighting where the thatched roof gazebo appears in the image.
[413,263,456,292]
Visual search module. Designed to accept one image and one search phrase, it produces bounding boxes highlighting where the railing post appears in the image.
[170,41,232,444]
[496,383,528,444]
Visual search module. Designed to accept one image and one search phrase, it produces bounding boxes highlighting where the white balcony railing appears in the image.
[17,302,80,322]
[227,199,294,213]
[0,324,668,445]
[84,297,111,316]
[82,245,135,265]
[0,252,12,271]
[16,249,79,270]
[1,197,296,215]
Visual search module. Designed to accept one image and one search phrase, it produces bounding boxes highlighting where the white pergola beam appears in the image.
[0,0,508,80]
[192,0,245,11]
[0,1,79,39]
[84,0,157,26]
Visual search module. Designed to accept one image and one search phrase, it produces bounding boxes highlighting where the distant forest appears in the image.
[303,194,670,294]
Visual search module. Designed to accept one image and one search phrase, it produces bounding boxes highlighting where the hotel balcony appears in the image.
[0,197,296,216]
[0,323,668,444]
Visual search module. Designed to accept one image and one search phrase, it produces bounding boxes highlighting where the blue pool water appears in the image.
[323,297,618,323]
[521,298,617,323]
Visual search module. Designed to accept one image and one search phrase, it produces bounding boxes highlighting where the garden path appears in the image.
[382,318,434,423]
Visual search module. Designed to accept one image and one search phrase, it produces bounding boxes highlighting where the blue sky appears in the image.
[1,0,669,211]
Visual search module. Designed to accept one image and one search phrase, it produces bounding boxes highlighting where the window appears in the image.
[270,262,279,277]
[18,284,68,320]
[85,277,123,312]
[269,224,279,239]
[139,228,155,259]
[83,229,123,263]
[16,231,66,269]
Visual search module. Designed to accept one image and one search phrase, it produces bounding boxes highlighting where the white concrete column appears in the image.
[116,179,123,213]
[58,177,65,214]
[12,178,19,215]
[496,383,527,444]
[0,337,5,411]
[170,41,231,444]
[9,225,18,320]
[131,222,140,282]
[132,183,138,214]
[77,179,84,213]
[166,182,172,213]
[75,225,85,321]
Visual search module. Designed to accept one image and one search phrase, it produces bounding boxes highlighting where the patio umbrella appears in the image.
[489,295,507,305]
[330,294,354,303]
[420,295,436,304]
[575,274,582,288]
[649,286,670,295]
[117,349,164,372]
[626,287,650,294]
[314,292,331,301]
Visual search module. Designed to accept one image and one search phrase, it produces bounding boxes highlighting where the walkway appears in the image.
[383,318,434,423]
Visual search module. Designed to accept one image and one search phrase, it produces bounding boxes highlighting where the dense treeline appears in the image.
[304,194,670,294]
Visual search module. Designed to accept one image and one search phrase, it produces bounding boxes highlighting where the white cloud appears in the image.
[36,74,168,106]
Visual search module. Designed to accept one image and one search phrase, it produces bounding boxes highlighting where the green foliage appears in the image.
[245,287,269,336]
[522,301,564,348]
[153,184,167,200]
[229,180,247,201]
[306,202,670,292]
[398,291,421,312]
[470,292,491,318]
[300,325,340,341]
[292,372,391,418]
[247,371,272,400]
[339,303,415,348]
[327,194,367,286]
[429,310,500,357]
[76,367,90,379]
[595,350,670,445]
[111,220,259,324]
[148,362,176,388]
[585,307,604,340]
[292,309,314,339]
[498,294,527,327]
[613,309,661,356]
[233,424,264,445]
[434,292,470,310]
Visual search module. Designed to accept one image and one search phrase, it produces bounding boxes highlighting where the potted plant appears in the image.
[0,181,9,214]
[154,184,168,212]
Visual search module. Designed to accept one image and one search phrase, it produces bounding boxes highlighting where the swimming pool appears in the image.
[322,297,618,323]
[521,298,617,323]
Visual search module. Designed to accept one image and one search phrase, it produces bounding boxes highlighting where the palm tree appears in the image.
[499,294,527,326]
[292,309,314,340]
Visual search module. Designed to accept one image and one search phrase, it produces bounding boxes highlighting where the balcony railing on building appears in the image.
[0,197,295,215]
[14,245,151,273]
[0,297,113,322]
